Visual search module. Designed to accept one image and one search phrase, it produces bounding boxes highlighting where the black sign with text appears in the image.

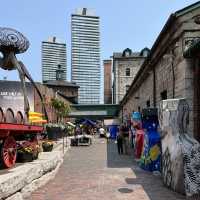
[0,81,34,115]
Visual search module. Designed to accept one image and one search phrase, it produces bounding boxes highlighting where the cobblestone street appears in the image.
[30,138,186,200]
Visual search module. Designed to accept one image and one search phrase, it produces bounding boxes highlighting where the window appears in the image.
[146,100,150,107]
[161,90,167,100]
[126,85,130,93]
[126,68,130,76]
[82,8,87,15]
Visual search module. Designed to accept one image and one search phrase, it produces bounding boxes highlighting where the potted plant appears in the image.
[45,123,59,140]
[42,140,54,152]
[17,142,40,162]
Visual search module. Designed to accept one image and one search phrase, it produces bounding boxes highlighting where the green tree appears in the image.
[51,98,71,123]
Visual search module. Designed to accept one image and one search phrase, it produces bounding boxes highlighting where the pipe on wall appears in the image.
[153,66,156,107]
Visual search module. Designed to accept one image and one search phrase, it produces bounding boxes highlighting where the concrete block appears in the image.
[0,139,70,200]
[5,192,23,200]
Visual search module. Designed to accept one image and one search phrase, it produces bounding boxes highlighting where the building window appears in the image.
[126,85,130,93]
[161,90,167,100]
[126,68,130,76]
[122,48,132,57]
[146,100,150,107]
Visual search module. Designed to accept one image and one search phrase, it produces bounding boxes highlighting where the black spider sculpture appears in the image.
[0,27,48,122]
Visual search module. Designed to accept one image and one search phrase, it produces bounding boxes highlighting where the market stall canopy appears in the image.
[81,119,96,126]
[66,122,75,127]
[104,119,120,126]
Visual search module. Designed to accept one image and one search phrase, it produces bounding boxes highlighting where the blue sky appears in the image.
[0,0,198,82]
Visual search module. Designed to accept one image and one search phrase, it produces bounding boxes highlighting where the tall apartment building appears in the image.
[112,48,149,104]
[71,8,100,104]
[42,37,67,83]
[104,59,112,104]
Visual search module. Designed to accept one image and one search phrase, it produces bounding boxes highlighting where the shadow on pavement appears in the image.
[106,140,134,168]
[106,140,185,200]
[125,168,186,200]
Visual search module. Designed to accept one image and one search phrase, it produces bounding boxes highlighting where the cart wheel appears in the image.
[1,136,17,168]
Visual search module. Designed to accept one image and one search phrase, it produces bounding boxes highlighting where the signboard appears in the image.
[0,81,34,115]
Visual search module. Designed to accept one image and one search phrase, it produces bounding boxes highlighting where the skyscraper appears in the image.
[42,37,67,83]
[71,8,100,104]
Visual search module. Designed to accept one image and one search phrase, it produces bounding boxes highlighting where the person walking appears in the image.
[117,127,123,154]
[121,124,129,155]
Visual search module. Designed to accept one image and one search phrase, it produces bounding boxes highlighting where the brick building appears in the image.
[0,81,78,123]
[44,80,79,104]
[120,2,200,141]
[103,59,112,104]
[34,83,70,123]
[112,48,149,104]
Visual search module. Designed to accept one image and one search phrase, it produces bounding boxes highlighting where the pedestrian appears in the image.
[99,126,105,138]
[117,126,123,154]
[105,127,110,142]
[121,123,129,154]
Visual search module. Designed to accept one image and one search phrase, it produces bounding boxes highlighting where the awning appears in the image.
[104,119,120,126]
[81,119,96,126]
[66,122,75,127]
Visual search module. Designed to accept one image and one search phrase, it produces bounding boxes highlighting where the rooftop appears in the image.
[44,80,79,88]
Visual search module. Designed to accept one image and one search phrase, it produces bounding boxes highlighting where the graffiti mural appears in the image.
[159,98,200,197]
[162,148,172,188]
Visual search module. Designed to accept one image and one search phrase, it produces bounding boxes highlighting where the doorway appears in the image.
[193,58,200,142]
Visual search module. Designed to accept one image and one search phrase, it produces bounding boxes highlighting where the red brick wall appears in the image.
[104,60,112,104]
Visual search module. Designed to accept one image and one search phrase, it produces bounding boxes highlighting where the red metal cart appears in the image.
[0,123,43,168]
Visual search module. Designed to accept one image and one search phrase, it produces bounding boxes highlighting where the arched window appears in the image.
[122,48,132,57]
[140,47,150,57]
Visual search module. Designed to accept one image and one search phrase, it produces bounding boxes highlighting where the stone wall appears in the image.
[120,6,200,138]
[113,57,145,104]
[104,60,112,104]
[34,83,71,123]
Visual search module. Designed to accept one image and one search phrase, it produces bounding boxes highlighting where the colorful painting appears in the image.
[140,128,161,172]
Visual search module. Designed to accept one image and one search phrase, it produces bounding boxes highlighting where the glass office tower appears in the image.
[42,37,67,82]
[71,8,100,104]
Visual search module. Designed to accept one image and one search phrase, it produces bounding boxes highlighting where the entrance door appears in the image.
[193,58,200,142]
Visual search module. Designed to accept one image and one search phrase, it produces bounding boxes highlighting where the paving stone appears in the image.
[30,138,186,200]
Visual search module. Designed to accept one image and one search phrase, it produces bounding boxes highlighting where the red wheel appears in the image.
[1,136,17,168]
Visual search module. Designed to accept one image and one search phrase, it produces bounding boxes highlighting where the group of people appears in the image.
[74,124,96,136]
[116,119,143,157]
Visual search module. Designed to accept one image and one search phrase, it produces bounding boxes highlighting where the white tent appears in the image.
[66,122,76,127]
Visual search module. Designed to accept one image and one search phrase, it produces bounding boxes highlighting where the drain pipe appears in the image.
[171,50,175,98]
[153,66,156,107]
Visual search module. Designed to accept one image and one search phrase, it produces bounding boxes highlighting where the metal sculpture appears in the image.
[0,28,48,168]
[0,27,48,121]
